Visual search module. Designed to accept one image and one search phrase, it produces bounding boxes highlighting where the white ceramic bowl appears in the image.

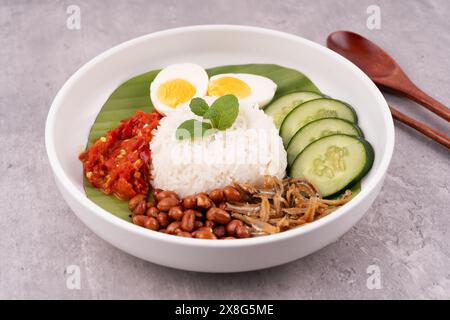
[45,25,394,272]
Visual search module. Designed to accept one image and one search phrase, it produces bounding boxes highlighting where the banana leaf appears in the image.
[83,64,323,221]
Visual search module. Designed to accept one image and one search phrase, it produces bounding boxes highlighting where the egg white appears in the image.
[208,73,277,108]
[150,63,209,115]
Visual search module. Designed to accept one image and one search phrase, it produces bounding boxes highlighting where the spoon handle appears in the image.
[389,106,450,149]
[387,81,450,122]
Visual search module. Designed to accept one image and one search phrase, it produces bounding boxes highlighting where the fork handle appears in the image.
[389,106,450,148]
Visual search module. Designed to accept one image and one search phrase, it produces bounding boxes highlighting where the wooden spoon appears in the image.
[327,31,450,121]
[327,31,450,148]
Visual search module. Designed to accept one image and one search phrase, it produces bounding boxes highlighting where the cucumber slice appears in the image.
[289,134,374,197]
[287,118,363,166]
[280,98,357,146]
[264,91,323,128]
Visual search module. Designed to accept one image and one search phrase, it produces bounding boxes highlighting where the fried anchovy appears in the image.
[281,207,307,215]
[254,190,277,197]
[225,202,260,214]
[259,196,271,222]
[232,213,279,234]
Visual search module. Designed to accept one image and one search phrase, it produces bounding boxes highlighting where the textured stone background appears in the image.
[0,0,449,299]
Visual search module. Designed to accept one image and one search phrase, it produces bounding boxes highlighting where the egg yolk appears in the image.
[157,79,196,108]
[207,77,251,98]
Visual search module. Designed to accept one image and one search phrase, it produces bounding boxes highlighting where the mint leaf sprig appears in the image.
[175,95,239,141]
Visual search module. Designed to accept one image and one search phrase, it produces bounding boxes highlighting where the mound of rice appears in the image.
[150,104,287,197]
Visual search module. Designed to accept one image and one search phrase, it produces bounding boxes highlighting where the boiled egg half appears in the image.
[150,63,209,115]
[207,73,277,108]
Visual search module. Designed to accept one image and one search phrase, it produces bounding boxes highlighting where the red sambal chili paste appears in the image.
[79,110,162,200]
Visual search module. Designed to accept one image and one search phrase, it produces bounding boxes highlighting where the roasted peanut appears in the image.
[155,190,179,202]
[132,215,148,227]
[166,221,182,234]
[152,188,163,198]
[134,201,147,215]
[181,210,195,232]
[196,226,213,233]
[236,225,251,238]
[182,195,196,210]
[213,225,226,238]
[226,219,244,236]
[133,188,251,240]
[128,194,146,210]
[194,220,204,230]
[128,194,147,215]
[195,193,212,209]
[157,197,180,211]
[223,186,241,202]
[168,206,184,221]
[144,217,159,231]
[204,220,215,229]
[146,206,159,218]
[193,229,217,239]
[206,207,231,225]
[194,210,204,219]
[177,231,193,238]
[208,188,224,203]
[157,212,170,228]
[184,209,203,220]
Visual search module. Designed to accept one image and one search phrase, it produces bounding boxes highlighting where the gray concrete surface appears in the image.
[0,0,449,299]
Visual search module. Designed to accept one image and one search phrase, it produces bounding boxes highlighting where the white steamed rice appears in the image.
[150,104,287,197]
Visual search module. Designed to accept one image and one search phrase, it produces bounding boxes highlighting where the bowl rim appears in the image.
[45,24,395,248]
